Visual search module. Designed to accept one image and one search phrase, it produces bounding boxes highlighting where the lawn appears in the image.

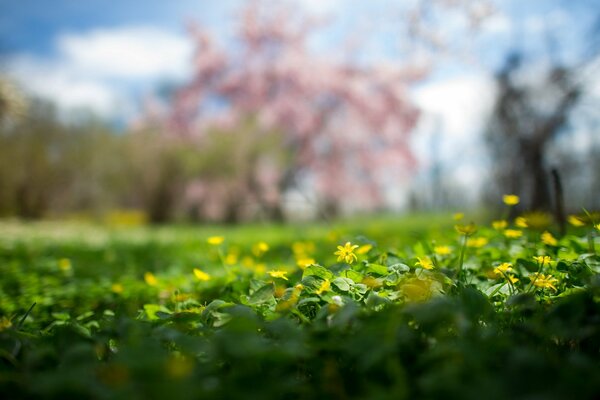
[1,211,599,399]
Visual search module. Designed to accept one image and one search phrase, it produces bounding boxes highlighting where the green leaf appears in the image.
[389,263,410,273]
[332,277,353,292]
[302,264,333,281]
[247,283,275,305]
[75,310,94,321]
[143,304,171,321]
[366,263,389,276]
[51,312,70,321]
[340,269,364,282]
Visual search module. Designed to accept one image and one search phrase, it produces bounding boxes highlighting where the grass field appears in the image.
[1,211,599,399]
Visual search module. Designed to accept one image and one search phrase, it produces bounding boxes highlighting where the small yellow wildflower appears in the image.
[268,270,289,281]
[207,236,225,245]
[493,262,513,276]
[492,263,519,283]
[144,272,158,286]
[455,223,477,236]
[492,220,508,230]
[58,258,72,272]
[503,194,520,206]
[242,256,255,268]
[533,255,552,266]
[165,356,194,379]
[193,268,211,281]
[596,223,600,231]
[356,244,373,255]
[515,217,528,228]
[466,237,488,248]
[453,212,465,221]
[296,257,316,269]
[111,283,124,294]
[434,245,452,256]
[315,279,331,295]
[252,241,269,257]
[0,316,12,331]
[529,273,558,291]
[504,229,523,239]
[567,215,584,227]
[173,293,191,302]
[334,242,359,264]
[254,263,266,274]
[225,253,238,265]
[541,231,558,246]
[415,256,434,270]
[292,241,307,255]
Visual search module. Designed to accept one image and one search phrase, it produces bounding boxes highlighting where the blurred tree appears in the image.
[485,5,599,213]
[485,54,582,212]
[0,94,130,219]
[143,1,433,221]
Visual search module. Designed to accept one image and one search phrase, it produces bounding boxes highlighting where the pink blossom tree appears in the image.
[145,0,492,221]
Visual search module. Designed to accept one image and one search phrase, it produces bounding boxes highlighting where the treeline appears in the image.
[0,91,292,224]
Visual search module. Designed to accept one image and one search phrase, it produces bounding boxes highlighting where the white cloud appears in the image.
[6,55,119,117]
[410,73,497,202]
[5,26,193,118]
[413,73,495,146]
[56,27,192,80]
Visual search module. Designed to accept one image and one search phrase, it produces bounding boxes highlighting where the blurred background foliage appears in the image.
[0,0,599,224]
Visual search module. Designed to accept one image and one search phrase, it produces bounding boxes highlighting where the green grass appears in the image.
[1,213,599,399]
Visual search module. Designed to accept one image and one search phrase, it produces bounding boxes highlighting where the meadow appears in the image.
[1,204,599,399]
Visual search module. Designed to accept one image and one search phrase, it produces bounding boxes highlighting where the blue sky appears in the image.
[1,0,597,206]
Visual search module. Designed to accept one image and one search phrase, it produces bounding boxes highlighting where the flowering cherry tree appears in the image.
[145,0,493,221]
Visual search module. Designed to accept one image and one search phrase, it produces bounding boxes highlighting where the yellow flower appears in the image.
[207,236,225,245]
[466,237,488,248]
[453,212,464,221]
[144,272,158,286]
[455,223,477,236]
[242,256,255,268]
[0,316,12,331]
[492,263,519,283]
[515,217,528,228]
[541,231,558,246]
[493,262,513,275]
[334,242,359,264]
[567,215,584,227]
[252,241,269,257]
[503,194,520,206]
[503,229,522,239]
[315,279,331,295]
[165,356,194,379]
[292,241,307,255]
[533,255,551,266]
[356,244,373,255]
[193,268,211,281]
[268,270,289,280]
[111,283,124,294]
[254,263,266,274]
[492,220,508,230]
[296,257,316,269]
[225,253,238,265]
[529,273,558,291]
[58,258,72,272]
[415,256,434,270]
[434,245,452,256]
[596,223,600,231]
